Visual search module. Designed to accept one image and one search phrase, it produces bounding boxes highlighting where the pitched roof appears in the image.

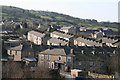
[28,30,45,38]
[60,27,72,30]
[22,58,37,61]
[40,48,66,56]
[8,45,23,51]
[74,37,102,46]
[102,38,118,43]
[51,31,73,39]
[48,38,68,45]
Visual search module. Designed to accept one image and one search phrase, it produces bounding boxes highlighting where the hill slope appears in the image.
[1,6,119,30]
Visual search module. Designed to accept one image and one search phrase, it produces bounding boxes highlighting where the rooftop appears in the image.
[48,37,68,45]
[40,48,66,56]
[7,45,23,51]
[22,58,37,61]
[60,26,72,30]
[51,31,73,39]
[28,30,45,38]
[74,37,102,46]
[102,38,118,43]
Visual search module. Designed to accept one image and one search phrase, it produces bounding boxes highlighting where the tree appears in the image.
[33,64,51,78]
[105,54,120,74]
[2,61,24,78]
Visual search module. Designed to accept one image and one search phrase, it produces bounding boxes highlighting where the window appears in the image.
[12,51,16,54]
[29,52,31,55]
[51,62,54,69]
[15,52,17,55]
[8,50,12,55]
[48,62,51,68]
[81,50,84,54]
[67,57,72,62]
[78,62,82,66]
[48,55,51,60]
[39,54,44,60]
[89,61,94,67]
[58,56,62,60]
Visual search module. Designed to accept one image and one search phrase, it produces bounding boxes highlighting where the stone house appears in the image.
[50,31,74,46]
[6,45,35,61]
[38,48,75,70]
[28,30,47,45]
[74,37,103,47]
[47,37,68,46]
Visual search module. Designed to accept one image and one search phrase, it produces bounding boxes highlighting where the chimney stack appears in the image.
[59,43,61,47]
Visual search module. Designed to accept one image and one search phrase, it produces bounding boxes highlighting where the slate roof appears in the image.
[112,41,120,47]
[61,27,71,30]
[102,38,118,43]
[40,48,66,56]
[48,37,68,45]
[5,44,118,58]
[74,37,102,46]
[28,30,45,38]
[104,30,119,36]
[23,58,37,61]
[51,31,73,39]
[80,30,100,34]
[7,45,23,51]
[60,26,72,30]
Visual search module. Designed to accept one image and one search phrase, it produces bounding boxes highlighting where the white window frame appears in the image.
[39,54,44,60]
[47,55,51,60]
[58,56,62,60]
[67,57,72,62]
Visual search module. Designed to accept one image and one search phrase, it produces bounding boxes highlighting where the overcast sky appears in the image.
[0,0,119,22]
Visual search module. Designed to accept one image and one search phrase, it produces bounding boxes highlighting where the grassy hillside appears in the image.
[1,6,119,31]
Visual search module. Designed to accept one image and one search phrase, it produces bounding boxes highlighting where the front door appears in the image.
[58,63,62,69]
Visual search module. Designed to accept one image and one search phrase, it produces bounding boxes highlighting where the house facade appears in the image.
[28,30,46,45]
[74,37,102,47]
[91,31,104,39]
[50,31,74,46]
[7,45,35,61]
[7,45,23,61]
[38,48,74,70]
[59,26,80,35]
[102,38,118,47]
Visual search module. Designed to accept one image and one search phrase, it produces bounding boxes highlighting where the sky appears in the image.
[0,0,119,22]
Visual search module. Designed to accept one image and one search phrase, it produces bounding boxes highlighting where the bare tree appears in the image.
[33,63,51,78]
[2,61,24,78]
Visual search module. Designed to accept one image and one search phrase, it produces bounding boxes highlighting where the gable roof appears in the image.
[28,30,45,38]
[74,37,102,46]
[102,38,118,43]
[40,48,66,56]
[7,45,23,51]
[48,37,68,45]
[60,27,72,30]
[51,31,73,39]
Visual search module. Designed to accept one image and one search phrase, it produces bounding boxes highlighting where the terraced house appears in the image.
[50,31,74,46]
[47,37,69,46]
[38,48,75,70]
[74,37,103,47]
[28,30,46,45]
